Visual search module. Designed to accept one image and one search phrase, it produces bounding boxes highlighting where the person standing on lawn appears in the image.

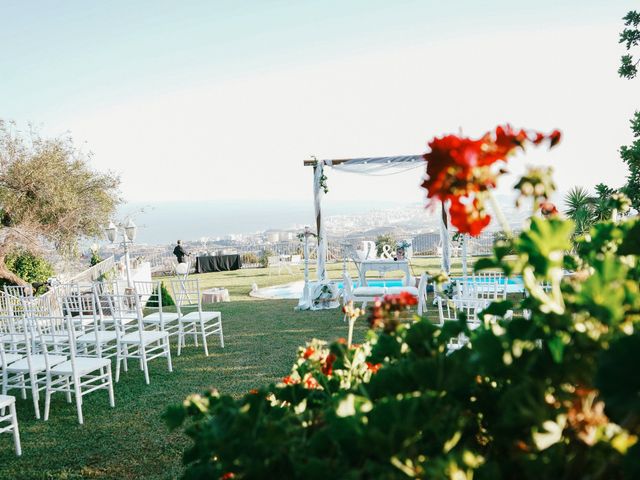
[173,240,189,263]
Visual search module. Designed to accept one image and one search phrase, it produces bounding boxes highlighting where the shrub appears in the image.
[146,282,175,308]
[166,127,639,479]
[166,216,640,480]
[241,252,260,265]
[90,250,103,266]
[3,250,54,287]
[259,250,272,268]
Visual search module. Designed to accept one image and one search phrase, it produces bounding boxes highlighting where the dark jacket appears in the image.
[173,245,188,263]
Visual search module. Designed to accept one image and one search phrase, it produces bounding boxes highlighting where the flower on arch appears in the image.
[422,125,562,236]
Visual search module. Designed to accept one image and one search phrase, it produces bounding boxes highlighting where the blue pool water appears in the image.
[251,276,526,300]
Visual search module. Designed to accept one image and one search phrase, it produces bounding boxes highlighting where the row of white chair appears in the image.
[0,278,225,455]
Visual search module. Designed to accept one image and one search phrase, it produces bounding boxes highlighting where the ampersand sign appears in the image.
[381,244,394,259]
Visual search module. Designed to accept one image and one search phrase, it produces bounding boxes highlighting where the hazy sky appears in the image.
[2,0,638,207]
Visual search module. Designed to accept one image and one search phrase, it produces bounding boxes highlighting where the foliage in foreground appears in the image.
[166,214,640,479]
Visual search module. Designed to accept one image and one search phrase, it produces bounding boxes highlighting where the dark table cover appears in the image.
[195,254,242,273]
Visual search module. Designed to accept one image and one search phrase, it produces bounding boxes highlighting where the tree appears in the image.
[0,121,120,285]
[618,10,640,80]
[618,11,640,211]
[564,186,593,236]
[564,184,618,239]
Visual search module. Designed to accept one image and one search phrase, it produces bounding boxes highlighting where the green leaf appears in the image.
[547,336,564,363]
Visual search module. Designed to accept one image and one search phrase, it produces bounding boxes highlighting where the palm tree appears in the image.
[564,186,594,236]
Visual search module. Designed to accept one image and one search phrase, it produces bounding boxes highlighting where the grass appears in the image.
[0,257,471,479]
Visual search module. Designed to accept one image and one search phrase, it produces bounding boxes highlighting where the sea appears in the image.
[117,199,411,246]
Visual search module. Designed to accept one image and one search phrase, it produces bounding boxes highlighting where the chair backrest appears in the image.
[134,281,163,312]
[31,310,79,373]
[175,261,189,278]
[437,297,456,326]
[290,255,302,265]
[0,292,18,336]
[62,290,101,339]
[21,296,70,362]
[135,280,172,330]
[451,298,485,326]
[470,281,499,301]
[104,291,144,335]
[170,279,202,314]
[437,297,485,327]
[3,285,34,299]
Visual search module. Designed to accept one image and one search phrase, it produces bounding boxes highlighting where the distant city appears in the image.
[94,195,532,268]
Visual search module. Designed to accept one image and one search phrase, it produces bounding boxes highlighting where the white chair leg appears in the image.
[30,373,40,420]
[200,321,209,356]
[106,364,115,408]
[10,402,21,456]
[219,319,224,348]
[141,346,150,385]
[44,376,52,421]
[166,339,173,372]
[74,380,83,425]
[115,344,122,383]
[177,323,183,356]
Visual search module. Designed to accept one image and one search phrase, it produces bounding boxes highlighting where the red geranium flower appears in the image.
[303,346,315,359]
[449,196,492,236]
[422,125,562,236]
[282,375,298,385]
[304,375,320,389]
[322,353,336,376]
[366,362,382,373]
[221,473,235,479]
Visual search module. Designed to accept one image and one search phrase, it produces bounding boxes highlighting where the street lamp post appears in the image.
[105,219,137,288]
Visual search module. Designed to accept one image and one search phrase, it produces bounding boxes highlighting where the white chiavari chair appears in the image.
[134,281,180,339]
[93,281,138,332]
[65,292,119,360]
[2,301,67,419]
[170,279,223,356]
[3,285,34,299]
[37,314,115,425]
[108,291,172,385]
[437,297,487,351]
[0,393,21,456]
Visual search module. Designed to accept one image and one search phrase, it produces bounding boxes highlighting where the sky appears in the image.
[2,0,639,210]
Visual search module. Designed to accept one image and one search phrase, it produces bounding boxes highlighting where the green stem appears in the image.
[347,318,356,348]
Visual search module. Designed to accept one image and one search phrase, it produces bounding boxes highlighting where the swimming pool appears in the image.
[251,276,525,300]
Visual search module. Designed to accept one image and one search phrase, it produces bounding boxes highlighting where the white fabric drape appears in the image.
[314,162,328,282]
[439,201,451,274]
[329,155,425,176]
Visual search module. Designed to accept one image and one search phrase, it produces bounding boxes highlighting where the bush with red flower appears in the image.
[166,128,640,480]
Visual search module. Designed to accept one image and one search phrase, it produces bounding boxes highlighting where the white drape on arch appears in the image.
[307,155,453,293]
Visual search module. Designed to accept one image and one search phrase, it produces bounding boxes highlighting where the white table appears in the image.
[356,259,411,286]
[201,288,230,303]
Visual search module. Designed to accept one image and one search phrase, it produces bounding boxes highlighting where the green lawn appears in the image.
[0,257,470,479]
